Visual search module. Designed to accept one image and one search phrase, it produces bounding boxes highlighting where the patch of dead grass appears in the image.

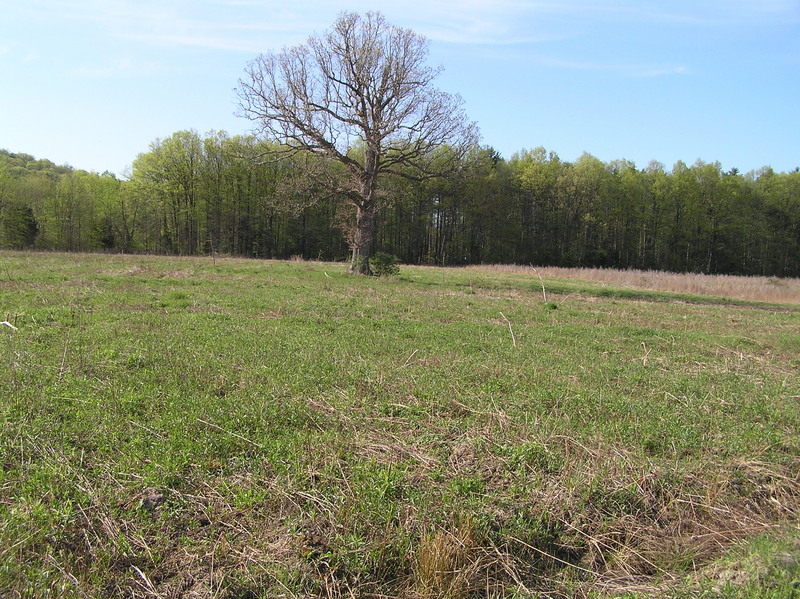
[471,265,800,304]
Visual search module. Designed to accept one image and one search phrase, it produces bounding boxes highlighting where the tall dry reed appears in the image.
[469,265,800,304]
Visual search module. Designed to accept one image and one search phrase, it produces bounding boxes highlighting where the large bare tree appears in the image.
[236,11,479,274]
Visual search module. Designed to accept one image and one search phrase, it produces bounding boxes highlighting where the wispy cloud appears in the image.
[70,56,164,78]
[5,0,313,54]
[635,65,689,78]
[720,0,800,18]
[533,55,689,78]
[613,0,800,25]
[386,0,593,44]
[121,22,309,53]
[10,0,799,59]
[15,0,570,50]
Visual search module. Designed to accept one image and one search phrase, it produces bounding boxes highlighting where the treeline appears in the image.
[1,131,799,276]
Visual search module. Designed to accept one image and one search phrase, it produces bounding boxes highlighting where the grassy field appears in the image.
[1,251,798,598]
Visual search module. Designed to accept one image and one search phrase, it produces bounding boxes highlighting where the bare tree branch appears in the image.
[236,11,479,274]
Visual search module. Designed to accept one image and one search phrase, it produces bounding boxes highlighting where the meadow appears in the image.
[1,251,798,598]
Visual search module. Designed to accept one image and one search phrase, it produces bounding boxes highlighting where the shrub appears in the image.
[371,252,400,277]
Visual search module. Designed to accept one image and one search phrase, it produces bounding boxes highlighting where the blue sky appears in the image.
[1,0,798,177]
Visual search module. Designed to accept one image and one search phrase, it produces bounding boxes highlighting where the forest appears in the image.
[1,131,799,277]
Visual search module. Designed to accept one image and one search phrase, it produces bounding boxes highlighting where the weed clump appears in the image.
[370,252,400,277]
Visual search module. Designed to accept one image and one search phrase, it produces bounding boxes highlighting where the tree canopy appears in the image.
[2,144,799,277]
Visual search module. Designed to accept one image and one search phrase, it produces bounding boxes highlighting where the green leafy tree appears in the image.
[640,161,670,269]
[509,147,563,265]
[553,153,611,266]
[131,130,205,254]
[757,167,800,275]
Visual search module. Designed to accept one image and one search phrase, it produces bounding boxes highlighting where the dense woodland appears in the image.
[1,131,799,276]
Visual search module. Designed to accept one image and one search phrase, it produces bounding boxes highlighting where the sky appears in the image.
[1,0,798,178]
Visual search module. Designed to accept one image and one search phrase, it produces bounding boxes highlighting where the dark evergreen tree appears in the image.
[1,202,38,248]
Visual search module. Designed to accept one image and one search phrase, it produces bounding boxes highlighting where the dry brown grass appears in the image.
[416,516,478,599]
[470,265,800,304]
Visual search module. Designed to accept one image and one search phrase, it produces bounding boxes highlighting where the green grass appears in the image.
[1,251,798,598]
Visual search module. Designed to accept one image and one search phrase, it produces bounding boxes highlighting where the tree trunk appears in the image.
[349,148,379,275]
[349,202,375,275]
